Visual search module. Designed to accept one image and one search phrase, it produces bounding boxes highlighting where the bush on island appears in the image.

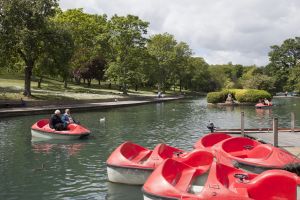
[207,89,272,103]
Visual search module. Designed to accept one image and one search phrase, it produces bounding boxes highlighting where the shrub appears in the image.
[207,91,227,103]
[207,89,271,103]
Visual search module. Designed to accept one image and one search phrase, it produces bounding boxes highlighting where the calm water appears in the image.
[1,97,300,200]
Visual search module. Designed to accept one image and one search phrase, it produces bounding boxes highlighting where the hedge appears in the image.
[207,89,272,103]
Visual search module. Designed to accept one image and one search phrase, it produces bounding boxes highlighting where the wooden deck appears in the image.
[245,132,300,156]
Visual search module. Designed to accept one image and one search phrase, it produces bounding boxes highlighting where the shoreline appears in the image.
[0,96,183,118]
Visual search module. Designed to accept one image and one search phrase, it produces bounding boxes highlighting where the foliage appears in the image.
[80,56,106,86]
[266,37,300,91]
[207,89,271,103]
[107,15,149,94]
[206,91,228,103]
[147,33,177,92]
[0,0,59,96]
[54,9,109,67]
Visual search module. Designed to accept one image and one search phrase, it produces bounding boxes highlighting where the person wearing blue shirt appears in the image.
[61,109,77,129]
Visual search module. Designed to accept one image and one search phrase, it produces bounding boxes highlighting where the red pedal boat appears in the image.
[106,141,186,185]
[255,103,272,109]
[214,136,300,172]
[193,132,232,150]
[142,156,300,200]
[194,133,300,173]
[31,119,90,140]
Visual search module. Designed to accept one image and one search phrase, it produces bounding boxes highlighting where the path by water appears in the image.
[0,97,300,200]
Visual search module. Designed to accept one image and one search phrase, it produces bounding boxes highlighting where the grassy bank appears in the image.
[0,75,185,103]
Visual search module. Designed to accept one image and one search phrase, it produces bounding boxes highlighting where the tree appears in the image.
[0,0,58,96]
[173,42,192,92]
[107,15,149,94]
[186,57,211,92]
[147,33,177,92]
[54,9,109,84]
[80,56,106,87]
[266,37,300,91]
[35,25,74,88]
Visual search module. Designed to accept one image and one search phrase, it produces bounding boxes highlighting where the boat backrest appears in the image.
[247,171,297,200]
[36,119,49,128]
[161,159,192,185]
[120,142,148,159]
[247,144,272,159]
[182,150,213,168]
[156,143,182,159]
[200,133,231,148]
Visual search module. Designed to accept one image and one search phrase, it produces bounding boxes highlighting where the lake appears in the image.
[0,97,299,200]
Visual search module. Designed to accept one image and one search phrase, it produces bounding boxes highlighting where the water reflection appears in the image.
[31,139,87,157]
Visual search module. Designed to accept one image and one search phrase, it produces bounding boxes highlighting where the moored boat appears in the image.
[214,127,300,133]
[106,141,185,185]
[31,119,90,140]
[255,103,272,109]
[143,157,300,200]
[214,136,300,173]
[193,132,232,150]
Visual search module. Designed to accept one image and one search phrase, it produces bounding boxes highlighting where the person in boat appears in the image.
[61,109,77,129]
[49,110,64,131]
[264,98,270,105]
[157,91,162,98]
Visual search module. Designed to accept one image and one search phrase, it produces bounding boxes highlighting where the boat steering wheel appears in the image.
[174,151,184,157]
[243,145,254,150]
[234,173,249,182]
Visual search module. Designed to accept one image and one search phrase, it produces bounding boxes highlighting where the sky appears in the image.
[59,0,300,66]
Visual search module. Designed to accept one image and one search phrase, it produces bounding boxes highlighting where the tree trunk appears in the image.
[122,82,127,95]
[135,84,138,91]
[98,80,101,85]
[179,80,182,92]
[63,78,67,88]
[87,79,91,87]
[23,65,33,96]
[38,76,43,88]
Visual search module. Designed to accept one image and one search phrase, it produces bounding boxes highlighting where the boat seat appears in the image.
[130,151,151,163]
[176,168,196,192]
[229,150,249,158]
[247,144,272,159]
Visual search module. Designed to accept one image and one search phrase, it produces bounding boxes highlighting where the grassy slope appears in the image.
[0,75,167,101]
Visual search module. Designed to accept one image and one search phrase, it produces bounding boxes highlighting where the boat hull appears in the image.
[107,165,153,185]
[31,129,88,140]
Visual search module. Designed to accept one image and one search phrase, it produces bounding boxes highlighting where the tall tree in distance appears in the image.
[0,0,58,96]
[107,15,149,94]
[147,33,177,92]
[266,37,300,91]
[54,9,109,83]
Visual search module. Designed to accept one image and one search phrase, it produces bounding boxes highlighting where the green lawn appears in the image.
[0,75,163,101]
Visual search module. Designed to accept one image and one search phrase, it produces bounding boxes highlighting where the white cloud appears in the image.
[59,0,300,66]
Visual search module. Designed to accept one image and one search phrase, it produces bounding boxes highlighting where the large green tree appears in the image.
[173,42,192,92]
[54,9,109,85]
[107,15,149,94]
[147,33,177,92]
[266,37,300,91]
[0,0,58,96]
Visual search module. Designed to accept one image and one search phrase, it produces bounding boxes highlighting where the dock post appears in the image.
[291,112,295,133]
[241,112,245,137]
[273,117,278,147]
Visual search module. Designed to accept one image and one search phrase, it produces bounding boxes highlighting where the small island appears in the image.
[207,89,272,106]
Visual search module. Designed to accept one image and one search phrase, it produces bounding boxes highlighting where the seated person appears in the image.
[49,110,64,131]
[61,109,77,129]
[264,98,270,105]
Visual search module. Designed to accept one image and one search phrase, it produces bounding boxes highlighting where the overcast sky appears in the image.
[59,0,300,66]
